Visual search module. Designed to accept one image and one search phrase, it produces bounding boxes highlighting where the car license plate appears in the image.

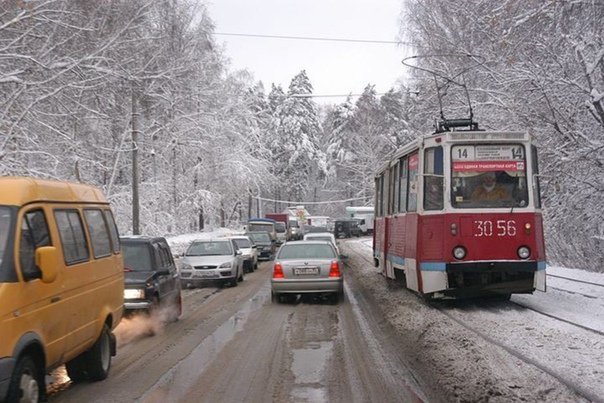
[293,267,319,276]
[195,272,217,279]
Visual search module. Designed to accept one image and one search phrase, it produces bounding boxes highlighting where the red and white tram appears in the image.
[373,120,546,299]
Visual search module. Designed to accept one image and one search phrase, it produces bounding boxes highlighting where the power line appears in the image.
[255,196,371,205]
[214,32,410,46]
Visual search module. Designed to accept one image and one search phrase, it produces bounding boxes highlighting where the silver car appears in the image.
[303,232,339,256]
[271,240,344,304]
[179,239,244,287]
[230,235,258,273]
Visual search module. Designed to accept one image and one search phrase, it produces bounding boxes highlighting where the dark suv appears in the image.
[334,219,362,238]
[120,236,182,321]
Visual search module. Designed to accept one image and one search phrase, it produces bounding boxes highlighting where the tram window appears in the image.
[450,144,529,208]
[376,174,385,217]
[393,162,400,214]
[389,165,397,215]
[424,147,444,210]
[399,157,408,213]
[407,153,418,212]
[532,145,542,208]
[374,177,381,217]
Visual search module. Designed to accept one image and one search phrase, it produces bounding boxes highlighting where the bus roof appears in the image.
[0,176,108,206]
[248,218,276,223]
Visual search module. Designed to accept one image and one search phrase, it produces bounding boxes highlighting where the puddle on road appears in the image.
[137,287,269,403]
[291,386,328,402]
[290,341,333,402]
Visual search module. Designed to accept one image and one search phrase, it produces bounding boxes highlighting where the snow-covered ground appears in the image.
[343,237,604,402]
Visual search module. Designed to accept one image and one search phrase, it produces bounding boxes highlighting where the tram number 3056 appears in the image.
[474,220,517,237]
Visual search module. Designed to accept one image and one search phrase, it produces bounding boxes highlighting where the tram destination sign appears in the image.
[452,145,526,172]
[452,144,525,161]
[453,161,525,172]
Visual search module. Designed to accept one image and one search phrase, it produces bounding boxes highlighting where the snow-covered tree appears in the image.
[272,70,324,202]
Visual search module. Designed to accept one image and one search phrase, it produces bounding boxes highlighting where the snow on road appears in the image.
[343,237,604,402]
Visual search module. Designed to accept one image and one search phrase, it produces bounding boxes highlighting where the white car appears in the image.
[303,232,339,255]
[179,239,244,287]
[230,235,258,273]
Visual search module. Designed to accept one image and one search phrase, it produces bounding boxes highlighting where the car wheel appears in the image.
[254,262,258,271]
[238,267,244,282]
[271,291,279,303]
[85,324,112,381]
[6,355,43,403]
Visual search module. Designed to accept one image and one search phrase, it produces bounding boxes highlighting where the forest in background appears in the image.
[0,0,602,271]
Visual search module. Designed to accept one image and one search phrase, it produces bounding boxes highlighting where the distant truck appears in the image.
[264,213,289,242]
[246,218,277,243]
[345,206,374,235]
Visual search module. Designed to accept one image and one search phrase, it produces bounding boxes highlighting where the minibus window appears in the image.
[19,210,49,280]
[0,207,17,282]
[55,210,90,265]
[84,209,112,258]
[103,210,121,254]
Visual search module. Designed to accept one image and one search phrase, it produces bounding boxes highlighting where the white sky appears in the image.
[207,0,409,104]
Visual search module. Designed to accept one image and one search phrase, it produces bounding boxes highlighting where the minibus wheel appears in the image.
[7,355,42,403]
[86,324,112,381]
[65,353,88,383]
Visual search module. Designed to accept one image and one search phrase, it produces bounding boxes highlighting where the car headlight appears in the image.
[124,288,145,299]
[180,262,193,271]
[219,261,233,268]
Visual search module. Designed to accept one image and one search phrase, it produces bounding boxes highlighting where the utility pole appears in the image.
[131,87,140,235]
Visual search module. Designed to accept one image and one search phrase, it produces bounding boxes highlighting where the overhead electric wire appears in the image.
[254,195,371,205]
[214,32,410,46]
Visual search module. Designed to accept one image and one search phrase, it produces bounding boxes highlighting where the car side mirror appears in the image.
[236,250,242,256]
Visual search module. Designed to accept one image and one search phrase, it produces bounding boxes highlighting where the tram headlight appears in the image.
[453,246,466,260]
[524,223,532,235]
[517,246,531,259]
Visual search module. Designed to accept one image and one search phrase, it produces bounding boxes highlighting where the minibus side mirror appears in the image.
[36,246,58,283]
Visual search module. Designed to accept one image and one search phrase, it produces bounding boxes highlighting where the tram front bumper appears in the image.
[445,261,539,297]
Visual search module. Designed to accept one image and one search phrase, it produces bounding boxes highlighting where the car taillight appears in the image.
[273,262,284,279]
[329,261,341,277]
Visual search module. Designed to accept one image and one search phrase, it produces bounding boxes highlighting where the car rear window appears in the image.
[186,241,232,256]
[278,244,336,259]
[305,236,332,243]
[122,243,153,271]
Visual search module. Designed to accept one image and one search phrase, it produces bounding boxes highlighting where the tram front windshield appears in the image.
[450,144,529,208]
